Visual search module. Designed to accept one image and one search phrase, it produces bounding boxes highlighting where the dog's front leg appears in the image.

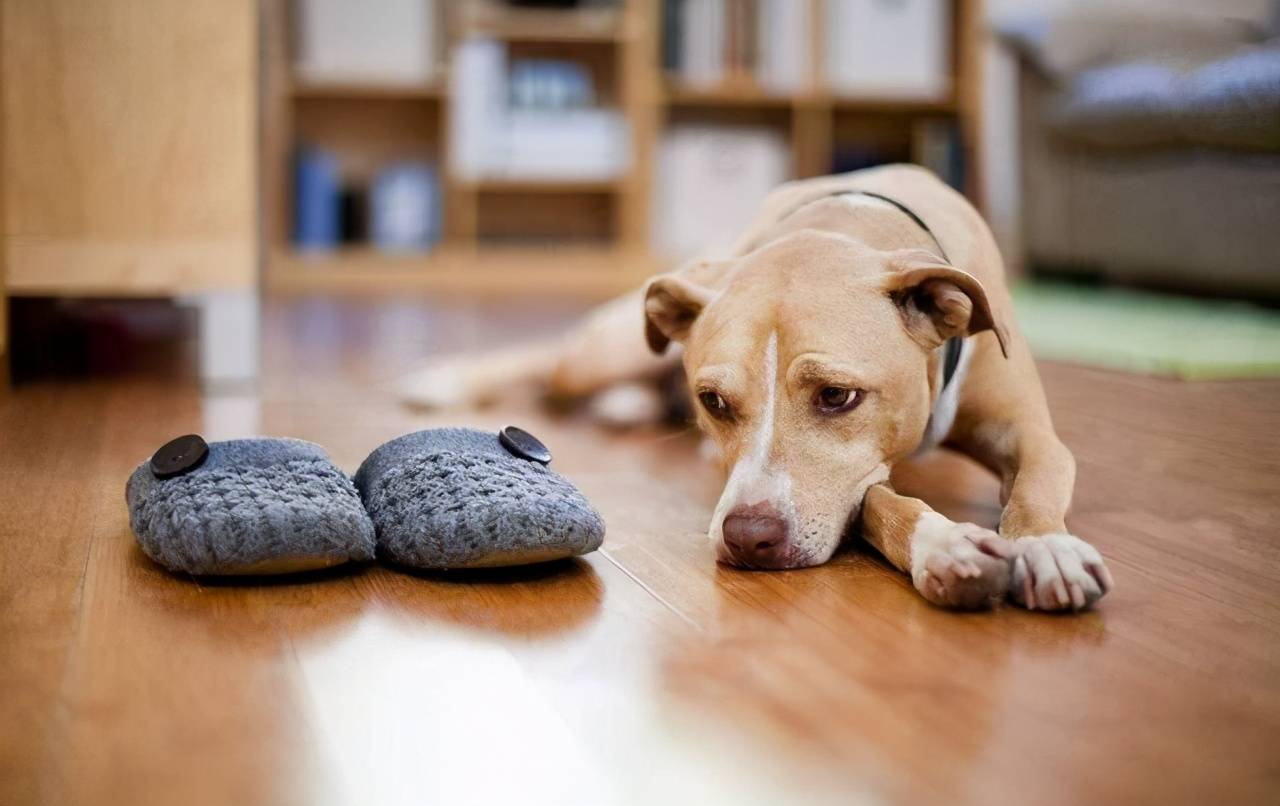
[860,484,1013,609]
[975,424,1115,611]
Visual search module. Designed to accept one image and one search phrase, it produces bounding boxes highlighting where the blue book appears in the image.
[294,146,340,250]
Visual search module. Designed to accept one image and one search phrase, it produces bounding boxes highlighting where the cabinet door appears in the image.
[2,0,257,296]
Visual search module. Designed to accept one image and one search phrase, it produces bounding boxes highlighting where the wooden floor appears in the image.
[2,294,1279,806]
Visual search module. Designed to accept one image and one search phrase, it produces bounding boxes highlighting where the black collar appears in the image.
[778,189,951,262]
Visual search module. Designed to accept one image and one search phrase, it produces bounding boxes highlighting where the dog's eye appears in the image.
[815,386,862,414]
[698,390,732,420]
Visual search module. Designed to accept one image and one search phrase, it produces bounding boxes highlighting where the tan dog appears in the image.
[402,164,1113,611]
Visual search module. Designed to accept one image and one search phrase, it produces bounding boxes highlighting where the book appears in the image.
[294,147,341,250]
[680,0,727,88]
[756,0,809,93]
[911,118,964,191]
[662,0,683,72]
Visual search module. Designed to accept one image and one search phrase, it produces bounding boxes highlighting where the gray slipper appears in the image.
[126,435,376,575]
[353,427,605,569]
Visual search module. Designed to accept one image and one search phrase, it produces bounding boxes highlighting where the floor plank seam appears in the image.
[598,547,701,630]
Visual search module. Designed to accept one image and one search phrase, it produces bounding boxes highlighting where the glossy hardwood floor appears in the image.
[2,294,1278,806]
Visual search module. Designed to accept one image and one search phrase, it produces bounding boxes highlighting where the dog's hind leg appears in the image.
[545,289,680,399]
[860,484,1014,609]
[398,289,678,410]
[398,339,564,409]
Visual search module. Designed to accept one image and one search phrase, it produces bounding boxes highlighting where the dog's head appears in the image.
[644,231,1007,569]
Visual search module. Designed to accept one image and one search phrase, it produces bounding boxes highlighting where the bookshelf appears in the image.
[264,0,984,296]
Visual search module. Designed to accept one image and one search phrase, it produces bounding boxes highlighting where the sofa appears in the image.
[1001,4,1280,299]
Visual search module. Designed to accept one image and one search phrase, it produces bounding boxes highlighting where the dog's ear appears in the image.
[883,249,1010,358]
[644,273,715,354]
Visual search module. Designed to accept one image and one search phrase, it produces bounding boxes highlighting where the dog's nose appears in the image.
[722,504,790,566]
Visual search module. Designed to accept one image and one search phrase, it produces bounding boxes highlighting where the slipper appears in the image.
[353,427,605,569]
[126,435,376,575]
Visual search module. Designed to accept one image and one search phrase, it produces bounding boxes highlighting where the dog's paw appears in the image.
[910,514,1014,609]
[1010,534,1114,611]
[588,382,666,428]
[397,360,470,410]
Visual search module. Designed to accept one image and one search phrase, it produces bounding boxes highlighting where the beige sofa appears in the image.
[1005,5,1280,298]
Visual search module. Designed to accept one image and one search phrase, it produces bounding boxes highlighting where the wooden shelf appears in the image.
[464,178,622,194]
[458,6,625,44]
[290,78,443,101]
[829,95,957,115]
[665,82,795,108]
[267,246,659,298]
[664,82,958,116]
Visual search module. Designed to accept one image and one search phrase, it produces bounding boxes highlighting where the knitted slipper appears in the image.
[126,435,376,575]
[354,427,605,569]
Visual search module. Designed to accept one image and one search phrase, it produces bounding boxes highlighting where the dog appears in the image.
[401,164,1114,611]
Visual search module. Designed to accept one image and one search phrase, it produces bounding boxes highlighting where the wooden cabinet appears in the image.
[2,0,258,296]
[1,0,260,382]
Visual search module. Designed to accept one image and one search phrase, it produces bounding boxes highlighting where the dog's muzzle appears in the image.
[721,501,793,568]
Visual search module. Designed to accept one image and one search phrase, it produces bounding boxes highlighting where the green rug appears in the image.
[1011,282,1280,380]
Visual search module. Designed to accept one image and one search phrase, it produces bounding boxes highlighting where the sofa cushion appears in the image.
[998,8,1267,79]
[1048,43,1280,151]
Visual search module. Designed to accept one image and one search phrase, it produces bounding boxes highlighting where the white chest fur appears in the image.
[917,339,971,454]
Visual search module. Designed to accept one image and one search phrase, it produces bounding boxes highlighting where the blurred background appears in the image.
[2,0,1278,390]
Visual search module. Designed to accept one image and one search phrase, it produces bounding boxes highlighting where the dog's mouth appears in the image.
[720,503,863,571]
[717,545,807,570]
[841,502,865,544]
[712,489,872,571]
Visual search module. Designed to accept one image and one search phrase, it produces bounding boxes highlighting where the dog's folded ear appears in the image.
[884,249,1010,358]
[643,273,716,354]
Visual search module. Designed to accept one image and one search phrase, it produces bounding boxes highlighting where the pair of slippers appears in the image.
[125,427,605,576]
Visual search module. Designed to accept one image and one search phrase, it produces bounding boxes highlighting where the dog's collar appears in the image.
[777,188,953,263]
[940,334,963,389]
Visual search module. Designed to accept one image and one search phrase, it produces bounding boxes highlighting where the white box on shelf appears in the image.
[450,37,629,183]
[824,0,951,100]
[295,0,437,85]
[502,109,630,181]
[652,125,790,260]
